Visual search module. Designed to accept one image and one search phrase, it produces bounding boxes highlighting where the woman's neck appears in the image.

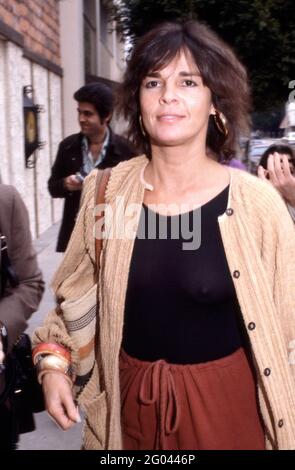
[146,144,221,194]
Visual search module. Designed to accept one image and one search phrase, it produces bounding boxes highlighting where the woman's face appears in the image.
[139,50,214,149]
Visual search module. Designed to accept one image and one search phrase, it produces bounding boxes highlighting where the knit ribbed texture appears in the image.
[32,171,97,373]
[33,155,295,450]
[218,173,295,449]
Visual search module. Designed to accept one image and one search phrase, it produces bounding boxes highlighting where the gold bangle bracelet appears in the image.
[32,343,71,363]
[33,350,71,367]
[36,354,71,376]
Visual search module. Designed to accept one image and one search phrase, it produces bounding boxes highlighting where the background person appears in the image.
[34,21,295,450]
[0,184,44,449]
[257,144,295,221]
[48,82,136,252]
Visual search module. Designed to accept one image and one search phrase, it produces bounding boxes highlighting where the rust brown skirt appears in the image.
[119,347,265,450]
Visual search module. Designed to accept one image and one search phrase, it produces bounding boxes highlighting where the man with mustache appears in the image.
[48,82,136,252]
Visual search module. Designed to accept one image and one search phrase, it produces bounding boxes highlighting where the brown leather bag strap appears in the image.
[94,168,111,271]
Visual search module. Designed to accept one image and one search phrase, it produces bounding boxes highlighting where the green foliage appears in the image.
[110,0,295,113]
[110,0,196,42]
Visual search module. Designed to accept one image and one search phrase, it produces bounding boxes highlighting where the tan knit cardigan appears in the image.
[33,155,295,450]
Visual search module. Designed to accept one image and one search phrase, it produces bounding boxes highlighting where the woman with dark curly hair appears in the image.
[33,21,295,450]
[258,143,295,221]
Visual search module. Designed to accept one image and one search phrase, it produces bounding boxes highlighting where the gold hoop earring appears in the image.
[213,110,228,138]
[139,115,146,137]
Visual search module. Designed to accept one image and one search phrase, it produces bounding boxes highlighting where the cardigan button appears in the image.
[278,419,284,428]
[248,322,256,331]
[226,208,234,216]
[233,270,240,279]
[264,368,271,377]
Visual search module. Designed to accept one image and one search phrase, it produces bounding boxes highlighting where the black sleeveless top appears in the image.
[123,186,246,364]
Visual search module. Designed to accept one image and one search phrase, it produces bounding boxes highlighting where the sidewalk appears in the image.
[18,223,83,450]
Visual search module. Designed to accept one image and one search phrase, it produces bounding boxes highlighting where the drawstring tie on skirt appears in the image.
[138,359,180,449]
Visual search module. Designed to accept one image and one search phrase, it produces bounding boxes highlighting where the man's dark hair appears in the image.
[259,144,295,169]
[74,83,113,120]
[117,21,251,161]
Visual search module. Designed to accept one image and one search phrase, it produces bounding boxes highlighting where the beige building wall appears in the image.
[60,0,127,135]
[59,0,85,137]
[0,39,63,238]
[0,0,63,238]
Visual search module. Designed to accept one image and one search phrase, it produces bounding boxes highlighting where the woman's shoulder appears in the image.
[232,168,283,202]
[231,169,292,219]
[81,156,147,204]
[106,155,147,200]
[110,154,147,179]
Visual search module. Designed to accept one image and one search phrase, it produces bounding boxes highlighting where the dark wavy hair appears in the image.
[74,83,113,121]
[117,21,251,161]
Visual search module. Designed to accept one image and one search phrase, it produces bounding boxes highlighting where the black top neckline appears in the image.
[142,184,230,218]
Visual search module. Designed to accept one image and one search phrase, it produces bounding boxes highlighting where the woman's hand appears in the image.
[258,153,295,207]
[267,153,295,206]
[257,165,269,180]
[0,337,5,367]
[42,372,81,430]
